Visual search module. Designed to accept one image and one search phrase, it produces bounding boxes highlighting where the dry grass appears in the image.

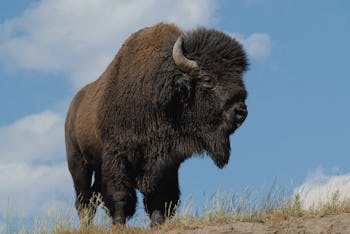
[5,187,350,234]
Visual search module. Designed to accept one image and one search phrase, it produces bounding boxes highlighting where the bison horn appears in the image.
[172,36,198,73]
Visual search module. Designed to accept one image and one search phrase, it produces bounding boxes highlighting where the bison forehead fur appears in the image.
[65,23,248,226]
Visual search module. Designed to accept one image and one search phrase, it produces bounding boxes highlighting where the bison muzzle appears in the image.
[65,23,248,226]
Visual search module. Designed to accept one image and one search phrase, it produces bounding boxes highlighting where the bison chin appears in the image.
[204,130,231,169]
[204,107,246,168]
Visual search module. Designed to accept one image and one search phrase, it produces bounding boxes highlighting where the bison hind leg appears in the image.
[88,169,103,214]
[68,154,99,226]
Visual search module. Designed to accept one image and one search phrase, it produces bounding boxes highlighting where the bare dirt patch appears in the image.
[157,213,350,234]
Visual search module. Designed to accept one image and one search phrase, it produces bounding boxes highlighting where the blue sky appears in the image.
[1,0,350,230]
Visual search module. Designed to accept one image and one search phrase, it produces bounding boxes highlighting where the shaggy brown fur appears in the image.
[65,23,248,226]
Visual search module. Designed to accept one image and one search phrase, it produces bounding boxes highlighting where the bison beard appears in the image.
[65,23,248,226]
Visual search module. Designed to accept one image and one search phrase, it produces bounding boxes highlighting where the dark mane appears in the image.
[183,28,248,73]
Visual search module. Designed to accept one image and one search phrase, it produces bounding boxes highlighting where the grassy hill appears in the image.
[5,187,350,234]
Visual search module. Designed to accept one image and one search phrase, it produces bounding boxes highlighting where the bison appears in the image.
[65,23,248,226]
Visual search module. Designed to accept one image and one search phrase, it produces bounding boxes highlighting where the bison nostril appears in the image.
[234,103,248,123]
[236,112,246,122]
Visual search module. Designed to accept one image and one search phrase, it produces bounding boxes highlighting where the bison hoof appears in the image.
[151,210,165,226]
[113,216,126,225]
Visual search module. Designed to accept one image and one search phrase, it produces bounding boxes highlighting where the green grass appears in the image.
[4,187,350,234]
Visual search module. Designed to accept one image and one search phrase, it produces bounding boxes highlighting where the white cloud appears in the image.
[0,0,217,88]
[0,110,73,227]
[232,33,271,60]
[0,162,72,218]
[294,168,350,209]
[0,110,64,164]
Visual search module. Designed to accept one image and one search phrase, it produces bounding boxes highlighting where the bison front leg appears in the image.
[101,149,137,224]
[142,169,180,226]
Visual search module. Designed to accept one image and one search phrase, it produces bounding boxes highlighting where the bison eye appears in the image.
[201,77,214,89]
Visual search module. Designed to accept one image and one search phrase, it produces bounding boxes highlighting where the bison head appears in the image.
[157,28,248,168]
